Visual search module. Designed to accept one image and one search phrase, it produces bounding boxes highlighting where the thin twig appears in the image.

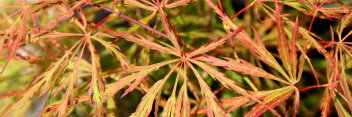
[86,2,169,38]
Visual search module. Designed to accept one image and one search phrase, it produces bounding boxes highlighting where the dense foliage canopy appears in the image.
[0,0,351,117]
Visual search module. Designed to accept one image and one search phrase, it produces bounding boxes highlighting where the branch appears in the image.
[86,2,169,39]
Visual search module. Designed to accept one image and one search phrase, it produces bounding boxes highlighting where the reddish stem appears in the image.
[30,1,45,6]
[299,84,326,92]
[91,14,112,31]
[230,1,254,20]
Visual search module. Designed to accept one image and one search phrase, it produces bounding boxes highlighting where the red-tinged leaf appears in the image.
[334,99,352,117]
[39,1,86,33]
[190,59,240,89]
[270,0,292,79]
[204,0,227,19]
[321,88,332,117]
[198,87,292,114]
[341,30,352,42]
[249,27,290,80]
[161,75,179,117]
[0,5,21,8]
[220,88,291,113]
[58,44,85,117]
[294,43,318,84]
[104,59,179,98]
[0,90,23,98]
[130,62,180,117]
[293,87,300,117]
[40,95,89,115]
[90,23,129,38]
[187,61,226,117]
[342,45,352,58]
[222,96,250,112]
[164,0,194,8]
[53,78,69,96]
[190,58,272,112]
[91,36,130,69]
[191,59,253,115]
[289,17,299,80]
[103,73,135,98]
[87,37,106,117]
[198,98,249,115]
[37,32,85,39]
[272,0,349,20]
[95,32,116,38]
[175,81,190,117]
[188,25,243,58]
[113,66,149,76]
[2,79,45,116]
[124,0,157,11]
[189,59,280,116]
[284,18,330,60]
[195,56,290,84]
[205,0,291,82]
[337,12,352,36]
[94,25,180,56]
[158,9,182,51]
[245,87,294,117]
[130,34,180,56]
[1,37,21,74]
[339,53,352,111]
[57,79,75,117]
[130,79,165,117]
[1,18,27,74]
[42,40,85,92]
